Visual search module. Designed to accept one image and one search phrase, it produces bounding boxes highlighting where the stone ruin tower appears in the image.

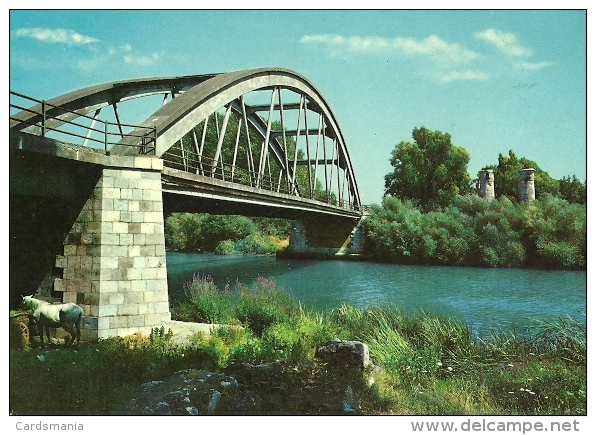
[519,168,536,203]
[479,169,495,202]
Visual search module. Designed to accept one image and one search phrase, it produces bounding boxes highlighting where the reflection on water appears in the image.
[166,253,586,337]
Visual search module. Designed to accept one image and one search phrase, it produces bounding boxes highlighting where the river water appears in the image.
[166,253,586,337]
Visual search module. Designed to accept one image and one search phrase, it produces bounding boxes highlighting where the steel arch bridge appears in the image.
[10,68,362,216]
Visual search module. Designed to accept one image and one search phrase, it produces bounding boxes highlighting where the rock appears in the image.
[116,355,373,415]
[115,369,245,415]
[315,338,372,371]
[207,390,221,415]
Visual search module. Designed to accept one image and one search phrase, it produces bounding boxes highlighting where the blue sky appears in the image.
[9,9,587,205]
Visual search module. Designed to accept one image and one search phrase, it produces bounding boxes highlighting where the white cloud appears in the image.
[123,52,160,66]
[301,33,479,64]
[474,29,532,57]
[13,27,100,45]
[440,70,491,83]
[514,61,553,71]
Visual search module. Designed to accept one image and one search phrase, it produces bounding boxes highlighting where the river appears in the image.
[166,253,586,337]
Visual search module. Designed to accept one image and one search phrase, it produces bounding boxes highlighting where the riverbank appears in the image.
[166,252,586,339]
[10,277,586,415]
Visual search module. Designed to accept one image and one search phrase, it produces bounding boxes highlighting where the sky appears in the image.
[8,8,588,205]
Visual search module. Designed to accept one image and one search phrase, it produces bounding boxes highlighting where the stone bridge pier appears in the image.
[53,156,171,341]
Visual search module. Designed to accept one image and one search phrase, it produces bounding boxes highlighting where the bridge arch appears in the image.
[11,68,362,210]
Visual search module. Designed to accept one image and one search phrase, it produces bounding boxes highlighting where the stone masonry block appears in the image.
[133,234,147,247]
[120,170,143,179]
[133,157,153,170]
[142,190,162,202]
[127,315,146,328]
[53,278,66,292]
[100,257,119,270]
[62,291,77,304]
[118,257,135,269]
[146,279,167,292]
[103,210,121,222]
[99,280,119,293]
[143,211,163,223]
[130,280,147,293]
[109,316,129,329]
[112,222,129,234]
[119,211,132,222]
[128,223,142,234]
[151,159,164,171]
[102,187,121,200]
[119,234,134,245]
[118,304,139,316]
[55,255,66,268]
[113,199,128,211]
[128,201,140,212]
[98,304,118,317]
[131,211,145,223]
[125,292,144,304]
[138,178,161,190]
[107,155,136,168]
[138,304,148,315]
[108,293,125,305]
[120,188,133,200]
[145,234,166,245]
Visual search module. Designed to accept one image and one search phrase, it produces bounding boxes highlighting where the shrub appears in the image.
[215,239,237,255]
[172,274,233,324]
[234,233,278,255]
[234,278,294,336]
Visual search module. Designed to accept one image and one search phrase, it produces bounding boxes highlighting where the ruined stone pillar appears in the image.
[479,169,495,202]
[519,168,536,203]
[54,156,170,340]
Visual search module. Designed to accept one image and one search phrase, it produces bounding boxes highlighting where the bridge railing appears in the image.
[163,145,359,210]
[9,91,157,155]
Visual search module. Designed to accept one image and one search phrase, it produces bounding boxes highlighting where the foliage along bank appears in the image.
[362,194,586,270]
[165,213,290,255]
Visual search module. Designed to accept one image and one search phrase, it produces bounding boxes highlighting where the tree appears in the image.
[559,175,586,204]
[384,127,472,211]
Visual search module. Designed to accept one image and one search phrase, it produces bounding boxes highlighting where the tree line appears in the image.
[368,127,586,269]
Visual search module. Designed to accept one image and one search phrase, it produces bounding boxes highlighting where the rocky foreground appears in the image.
[116,338,378,415]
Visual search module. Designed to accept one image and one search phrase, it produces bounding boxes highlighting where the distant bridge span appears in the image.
[10,68,366,340]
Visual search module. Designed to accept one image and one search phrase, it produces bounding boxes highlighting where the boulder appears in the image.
[315,338,372,371]
[115,369,249,415]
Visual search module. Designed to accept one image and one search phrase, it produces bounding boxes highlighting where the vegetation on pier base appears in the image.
[10,277,585,415]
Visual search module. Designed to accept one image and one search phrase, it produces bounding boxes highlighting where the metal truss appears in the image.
[10,68,362,211]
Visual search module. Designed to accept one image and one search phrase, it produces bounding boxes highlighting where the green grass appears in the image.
[9,278,586,416]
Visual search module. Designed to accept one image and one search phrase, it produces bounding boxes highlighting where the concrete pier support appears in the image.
[479,169,495,202]
[54,157,171,340]
[520,168,536,203]
[283,215,366,259]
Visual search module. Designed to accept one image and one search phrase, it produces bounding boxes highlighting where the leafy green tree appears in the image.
[559,175,586,204]
[385,127,472,211]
